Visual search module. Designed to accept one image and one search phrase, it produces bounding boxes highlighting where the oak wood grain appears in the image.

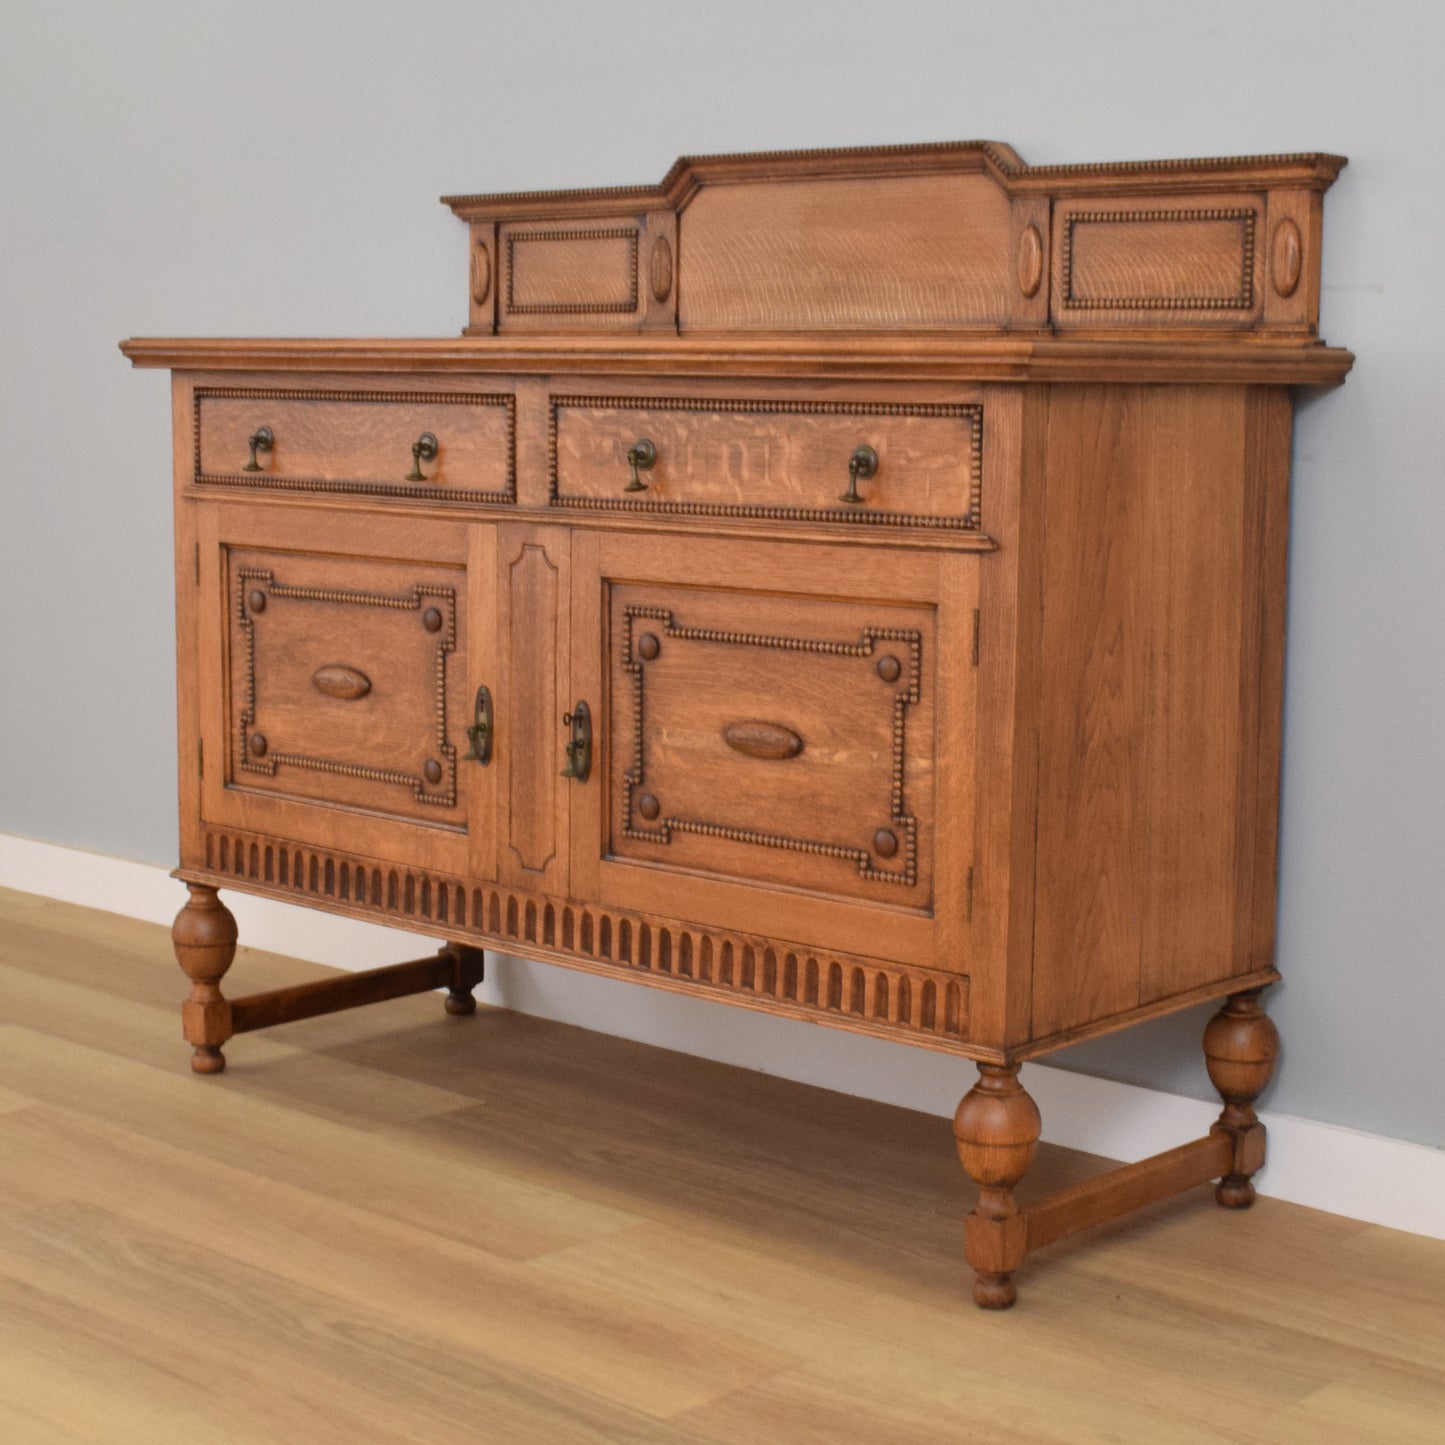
[120,140,1354,1311]
[197,390,513,496]
[551,393,981,527]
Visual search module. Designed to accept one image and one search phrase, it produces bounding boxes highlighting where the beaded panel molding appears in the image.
[234,571,459,808]
[548,395,984,530]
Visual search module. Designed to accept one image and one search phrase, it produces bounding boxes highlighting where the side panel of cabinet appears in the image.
[492,522,571,892]
[569,531,977,972]
[189,501,496,880]
[1028,384,1280,1040]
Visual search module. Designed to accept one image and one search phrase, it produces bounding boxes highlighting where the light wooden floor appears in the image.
[1,886,1442,1443]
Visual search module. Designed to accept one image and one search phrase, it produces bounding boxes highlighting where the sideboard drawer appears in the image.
[550,394,982,530]
[196,387,515,503]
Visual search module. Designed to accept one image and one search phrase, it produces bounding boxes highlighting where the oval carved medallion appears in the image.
[650,234,674,303]
[471,239,492,306]
[723,720,803,760]
[312,664,372,700]
[1017,223,1044,299]
[1271,218,1302,298]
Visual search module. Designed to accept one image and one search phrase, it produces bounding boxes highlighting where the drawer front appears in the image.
[221,547,471,829]
[550,394,982,530]
[196,388,515,503]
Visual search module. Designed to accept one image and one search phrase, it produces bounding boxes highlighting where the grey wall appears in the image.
[3,1,1441,1147]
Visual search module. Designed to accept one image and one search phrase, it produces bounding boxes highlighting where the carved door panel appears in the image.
[570,533,978,971]
[194,503,496,879]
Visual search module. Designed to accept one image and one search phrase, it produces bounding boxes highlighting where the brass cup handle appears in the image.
[840,445,878,506]
[243,426,274,472]
[625,439,656,492]
[560,700,592,782]
[406,432,439,482]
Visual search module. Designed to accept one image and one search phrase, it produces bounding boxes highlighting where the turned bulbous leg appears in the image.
[443,943,485,1016]
[954,1063,1041,1309]
[1204,988,1279,1208]
[171,883,238,1074]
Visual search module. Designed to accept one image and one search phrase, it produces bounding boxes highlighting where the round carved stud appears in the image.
[422,606,444,633]
[424,758,443,785]
[637,632,661,661]
[248,733,267,757]
[1271,218,1302,298]
[876,654,902,683]
[872,827,899,858]
[650,234,674,303]
[471,239,492,306]
[1017,222,1044,299]
[247,589,267,614]
[637,792,661,821]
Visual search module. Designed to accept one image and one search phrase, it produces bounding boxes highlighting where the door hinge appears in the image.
[194,542,200,585]
[971,608,980,667]
[966,865,975,921]
[197,738,204,777]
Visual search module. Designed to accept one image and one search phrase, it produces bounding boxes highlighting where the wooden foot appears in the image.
[954,1063,1041,1309]
[171,884,237,1075]
[1203,988,1279,1208]
[443,943,485,1015]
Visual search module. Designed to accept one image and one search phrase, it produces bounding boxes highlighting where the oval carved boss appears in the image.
[723,721,803,760]
[650,235,674,303]
[471,239,492,306]
[1271,218,1302,298]
[312,664,372,700]
[1017,223,1044,299]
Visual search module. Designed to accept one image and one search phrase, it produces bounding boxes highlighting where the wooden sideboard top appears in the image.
[124,140,1352,380]
[119,335,1354,385]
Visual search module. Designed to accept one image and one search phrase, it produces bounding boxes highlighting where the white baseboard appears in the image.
[3,830,1441,1240]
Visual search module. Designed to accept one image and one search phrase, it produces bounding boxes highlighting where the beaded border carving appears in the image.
[548,395,984,530]
[1060,208,1258,311]
[506,227,641,315]
[235,570,459,808]
[193,388,517,504]
[620,605,922,888]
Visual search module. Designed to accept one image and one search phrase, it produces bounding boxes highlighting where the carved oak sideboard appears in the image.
[122,141,1351,1307]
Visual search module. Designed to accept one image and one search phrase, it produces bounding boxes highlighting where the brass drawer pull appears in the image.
[840,444,877,506]
[561,700,592,781]
[625,439,656,492]
[406,432,439,482]
[464,685,493,766]
[243,426,274,472]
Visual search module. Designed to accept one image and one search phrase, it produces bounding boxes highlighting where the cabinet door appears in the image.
[193,502,496,879]
[569,532,977,971]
